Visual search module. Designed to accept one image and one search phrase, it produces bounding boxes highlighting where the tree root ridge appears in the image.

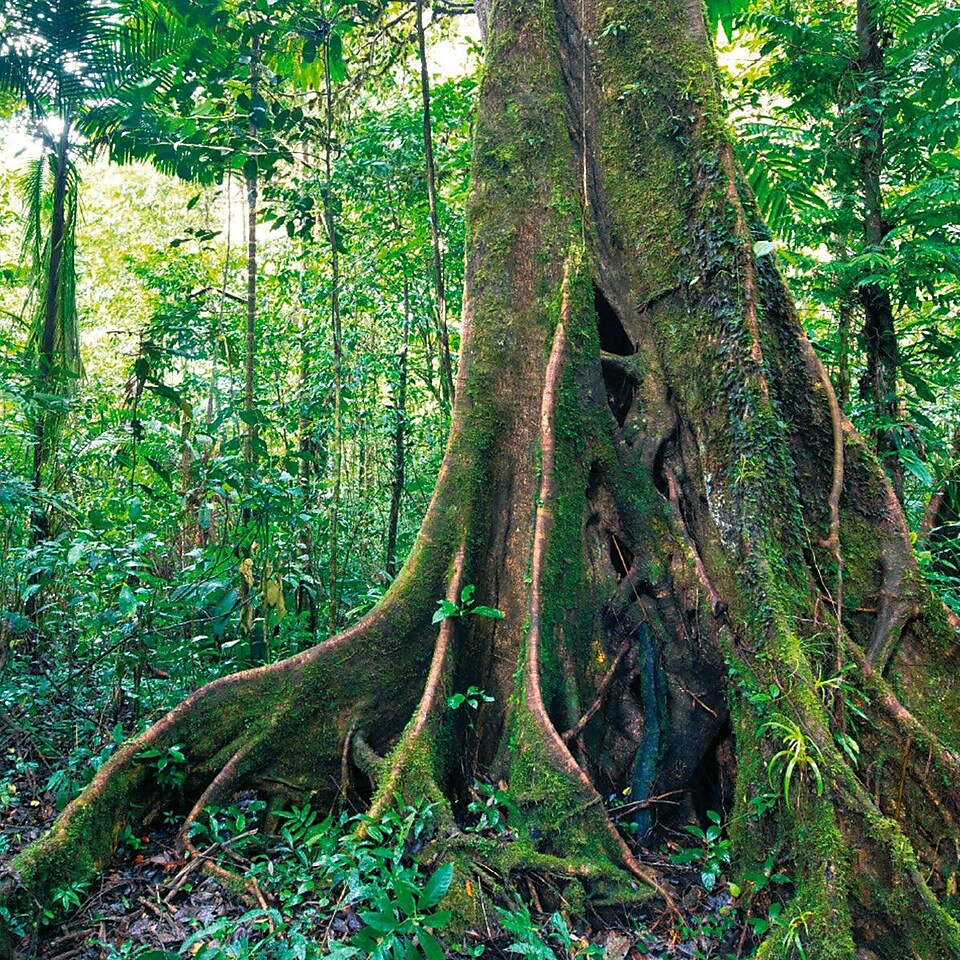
[365,541,467,825]
[849,645,960,818]
[176,734,279,905]
[515,275,678,913]
[866,537,922,674]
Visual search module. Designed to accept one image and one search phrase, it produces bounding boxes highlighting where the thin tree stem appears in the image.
[417,0,454,406]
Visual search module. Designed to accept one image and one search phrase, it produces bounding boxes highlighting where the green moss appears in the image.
[6,763,142,929]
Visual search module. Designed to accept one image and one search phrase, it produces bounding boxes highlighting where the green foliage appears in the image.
[666,818,801,957]
[98,801,455,960]
[44,722,123,809]
[0,8,478,817]
[0,0,214,494]
[720,0,960,532]
[432,584,505,624]
[496,903,603,960]
[760,718,824,803]
[136,743,187,788]
[668,810,731,893]
[466,779,520,835]
[446,686,494,711]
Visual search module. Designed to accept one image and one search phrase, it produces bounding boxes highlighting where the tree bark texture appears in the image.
[2,2,959,957]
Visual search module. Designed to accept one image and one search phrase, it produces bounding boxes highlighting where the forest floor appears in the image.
[3,750,741,960]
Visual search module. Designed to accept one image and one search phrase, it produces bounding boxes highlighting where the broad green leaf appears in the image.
[419,862,453,910]
[328,34,346,84]
[432,600,459,624]
[358,910,400,933]
[471,605,505,620]
[417,928,445,960]
[119,584,138,616]
[395,881,417,917]
[421,910,452,929]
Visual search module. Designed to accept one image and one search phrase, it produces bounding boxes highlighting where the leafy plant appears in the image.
[669,810,731,892]
[350,860,453,960]
[447,685,494,711]
[496,902,602,960]
[760,718,824,803]
[467,779,520,835]
[136,743,187,788]
[432,584,505,625]
[0,906,27,940]
[41,879,91,926]
[750,905,812,960]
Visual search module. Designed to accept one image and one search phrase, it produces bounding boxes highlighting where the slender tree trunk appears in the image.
[416,0,455,407]
[296,243,317,628]
[324,26,343,634]
[176,400,194,569]
[386,276,410,579]
[837,294,853,407]
[209,174,236,430]
[30,123,72,541]
[243,34,260,475]
[856,0,903,501]
[239,30,262,661]
[25,124,74,619]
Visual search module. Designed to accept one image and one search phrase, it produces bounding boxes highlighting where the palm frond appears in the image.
[17,155,47,287]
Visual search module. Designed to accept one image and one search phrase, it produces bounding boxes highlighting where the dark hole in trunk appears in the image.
[651,421,680,502]
[594,283,635,355]
[348,762,375,809]
[688,720,735,824]
[601,359,636,427]
[609,533,633,579]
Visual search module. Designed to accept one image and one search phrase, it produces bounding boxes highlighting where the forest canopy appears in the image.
[0,0,959,958]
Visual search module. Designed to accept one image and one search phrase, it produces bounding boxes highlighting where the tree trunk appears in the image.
[243,33,260,474]
[238,31,262,659]
[29,123,73,542]
[386,275,411,580]
[856,0,903,502]
[417,0,455,407]
[324,24,343,634]
[296,239,317,629]
[3,2,959,957]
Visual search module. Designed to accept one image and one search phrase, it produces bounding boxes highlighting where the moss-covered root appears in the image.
[0,666,268,944]
[730,665,960,960]
[363,542,468,828]
[842,781,960,959]
[0,591,438,957]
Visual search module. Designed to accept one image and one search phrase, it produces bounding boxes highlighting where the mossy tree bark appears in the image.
[3,1,960,957]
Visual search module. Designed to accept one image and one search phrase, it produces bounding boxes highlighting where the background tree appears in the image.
[722,0,960,510]
[0,0,198,534]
